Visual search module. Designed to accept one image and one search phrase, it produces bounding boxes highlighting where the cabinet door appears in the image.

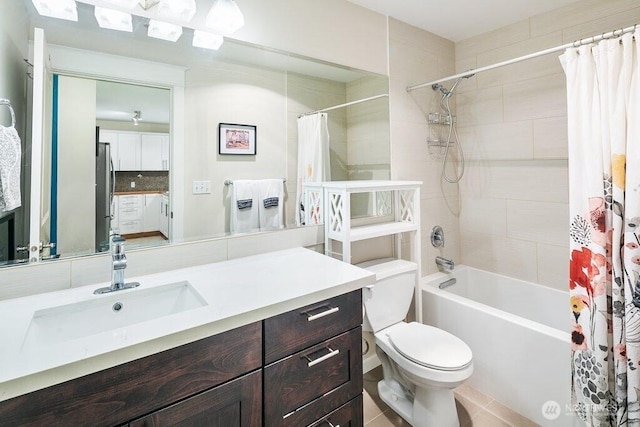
[117,133,141,171]
[129,370,262,427]
[99,130,119,167]
[143,194,162,232]
[161,134,170,170]
[140,134,163,171]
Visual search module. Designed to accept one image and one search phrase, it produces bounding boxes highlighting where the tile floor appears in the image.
[363,367,540,426]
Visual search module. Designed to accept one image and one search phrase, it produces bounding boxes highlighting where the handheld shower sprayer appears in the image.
[428,73,474,183]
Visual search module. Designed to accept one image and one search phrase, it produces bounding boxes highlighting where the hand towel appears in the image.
[0,123,22,212]
[257,179,284,231]
[230,180,259,234]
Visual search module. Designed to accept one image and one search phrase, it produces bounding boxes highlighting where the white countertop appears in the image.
[0,248,375,402]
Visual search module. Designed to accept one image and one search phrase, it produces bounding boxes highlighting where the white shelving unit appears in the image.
[314,180,422,373]
[321,181,421,263]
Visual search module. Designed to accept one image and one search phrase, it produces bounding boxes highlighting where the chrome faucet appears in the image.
[435,256,455,270]
[94,234,140,294]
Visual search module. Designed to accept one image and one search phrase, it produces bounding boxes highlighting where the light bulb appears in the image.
[205,0,244,35]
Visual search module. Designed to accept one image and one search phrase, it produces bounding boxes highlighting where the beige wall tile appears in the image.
[530,0,640,38]
[389,17,455,59]
[461,160,569,203]
[458,121,534,160]
[506,200,569,247]
[537,243,569,291]
[503,73,566,122]
[533,116,568,159]
[460,197,507,237]
[456,86,504,126]
[126,239,229,279]
[456,20,530,60]
[226,225,322,259]
[561,7,640,43]
[460,232,538,283]
[0,261,72,301]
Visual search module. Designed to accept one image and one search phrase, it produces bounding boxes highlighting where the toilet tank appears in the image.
[357,258,417,333]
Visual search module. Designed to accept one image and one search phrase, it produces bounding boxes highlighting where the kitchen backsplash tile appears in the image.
[115,171,169,193]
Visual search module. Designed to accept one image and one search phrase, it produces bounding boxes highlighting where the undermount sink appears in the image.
[21,281,207,349]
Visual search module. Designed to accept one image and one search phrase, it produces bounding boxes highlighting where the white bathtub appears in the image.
[422,266,580,427]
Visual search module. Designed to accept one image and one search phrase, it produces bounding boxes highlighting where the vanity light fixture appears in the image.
[205,0,244,35]
[192,30,223,50]
[147,19,183,42]
[94,6,133,32]
[31,0,78,21]
[157,0,196,23]
[132,110,141,125]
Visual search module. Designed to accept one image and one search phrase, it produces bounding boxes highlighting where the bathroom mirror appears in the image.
[9,0,391,264]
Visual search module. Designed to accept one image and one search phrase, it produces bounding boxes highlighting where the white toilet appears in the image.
[358,258,473,427]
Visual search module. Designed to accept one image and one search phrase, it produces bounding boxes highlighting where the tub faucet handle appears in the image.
[435,256,455,270]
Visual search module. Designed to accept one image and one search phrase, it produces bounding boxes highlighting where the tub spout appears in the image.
[435,256,455,270]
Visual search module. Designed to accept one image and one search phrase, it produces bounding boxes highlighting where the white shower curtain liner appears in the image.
[562,29,640,426]
[295,113,330,226]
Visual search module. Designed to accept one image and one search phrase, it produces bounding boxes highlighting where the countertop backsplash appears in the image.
[115,171,169,193]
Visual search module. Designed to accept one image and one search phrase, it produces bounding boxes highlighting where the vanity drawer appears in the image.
[309,395,363,427]
[264,289,362,364]
[264,327,362,426]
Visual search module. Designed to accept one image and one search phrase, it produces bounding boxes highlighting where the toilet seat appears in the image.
[387,322,472,371]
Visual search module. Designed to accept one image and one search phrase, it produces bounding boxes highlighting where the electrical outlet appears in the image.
[130,181,135,188]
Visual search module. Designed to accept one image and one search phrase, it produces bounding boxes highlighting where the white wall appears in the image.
[455,0,640,291]
[57,75,96,255]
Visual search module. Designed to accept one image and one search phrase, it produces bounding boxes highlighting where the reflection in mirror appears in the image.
[12,0,391,265]
[47,77,170,257]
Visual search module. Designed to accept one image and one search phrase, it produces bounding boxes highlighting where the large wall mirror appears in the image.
[7,0,390,265]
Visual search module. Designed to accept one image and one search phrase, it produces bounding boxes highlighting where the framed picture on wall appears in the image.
[218,123,257,155]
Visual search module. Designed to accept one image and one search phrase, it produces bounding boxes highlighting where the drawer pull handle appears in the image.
[306,306,339,322]
[305,347,340,367]
[312,418,339,427]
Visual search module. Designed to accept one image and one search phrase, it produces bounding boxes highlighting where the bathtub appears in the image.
[422,266,580,427]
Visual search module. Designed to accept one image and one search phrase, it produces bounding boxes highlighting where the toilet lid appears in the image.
[388,323,473,371]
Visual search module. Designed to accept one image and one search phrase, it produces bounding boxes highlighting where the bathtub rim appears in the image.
[421,265,569,343]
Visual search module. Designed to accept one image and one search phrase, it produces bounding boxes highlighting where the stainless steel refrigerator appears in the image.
[95,128,114,252]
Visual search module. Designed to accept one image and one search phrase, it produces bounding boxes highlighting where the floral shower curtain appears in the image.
[562,29,640,426]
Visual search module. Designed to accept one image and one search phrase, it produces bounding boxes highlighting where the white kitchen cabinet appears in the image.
[117,194,144,234]
[160,194,169,238]
[161,135,170,171]
[116,133,141,171]
[140,134,163,171]
[100,130,168,171]
[143,194,162,232]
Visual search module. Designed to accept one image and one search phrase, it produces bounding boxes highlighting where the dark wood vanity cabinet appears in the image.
[0,322,263,427]
[0,289,363,427]
[129,370,262,427]
[264,290,363,426]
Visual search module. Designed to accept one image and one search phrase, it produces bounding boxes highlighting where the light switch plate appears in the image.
[192,180,211,194]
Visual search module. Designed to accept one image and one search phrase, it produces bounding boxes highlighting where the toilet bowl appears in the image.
[358,258,473,427]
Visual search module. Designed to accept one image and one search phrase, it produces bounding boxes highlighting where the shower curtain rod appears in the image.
[298,93,389,117]
[406,23,638,92]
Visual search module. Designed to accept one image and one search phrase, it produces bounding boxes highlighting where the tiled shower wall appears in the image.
[455,0,640,290]
[388,18,459,276]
